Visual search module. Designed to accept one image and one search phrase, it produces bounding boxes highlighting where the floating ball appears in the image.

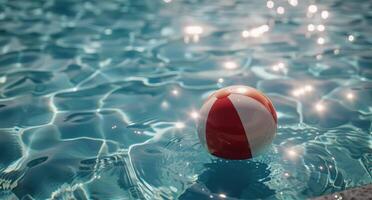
[197,85,277,160]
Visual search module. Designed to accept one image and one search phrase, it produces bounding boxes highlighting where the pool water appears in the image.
[0,0,371,199]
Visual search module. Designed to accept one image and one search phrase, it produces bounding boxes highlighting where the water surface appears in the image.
[0,0,371,199]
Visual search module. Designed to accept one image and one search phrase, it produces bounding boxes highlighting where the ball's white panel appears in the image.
[197,96,217,150]
[228,94,276,156]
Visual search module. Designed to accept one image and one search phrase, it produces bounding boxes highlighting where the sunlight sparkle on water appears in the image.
[175,122,185,129]
[184,25,203,35]
[190,111,199,119]
[161,101,169,109]
[277,6,285,15]
[348,35,355,42]
[317,37,325,45]
[307,24,315,32]
[242,25,269,38]
[172,89,179,96]
[321,10,329,19]
[184,25,203,43]
[305,85,313,92]
[317,24,325,32]
[223,61,238,70]
[346,92,354,100]
[272,62,286,73]
[288,0,298,7]
[286,149,298,158]
[315,102,325,112]
[334,48,340,55]
[293,85,313,97]
[308,5,318,13]
[266,0,274,9]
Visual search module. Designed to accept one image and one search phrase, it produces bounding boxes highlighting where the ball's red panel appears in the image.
[205,96,252,159]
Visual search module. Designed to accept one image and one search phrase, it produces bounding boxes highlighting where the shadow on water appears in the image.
[179,159,276,200]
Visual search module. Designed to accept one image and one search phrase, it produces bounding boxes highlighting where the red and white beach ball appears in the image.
[197,85,277,160]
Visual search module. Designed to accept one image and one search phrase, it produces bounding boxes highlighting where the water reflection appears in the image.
[184,25,204,43]
[179,160,275,199]
[0,0,370,199]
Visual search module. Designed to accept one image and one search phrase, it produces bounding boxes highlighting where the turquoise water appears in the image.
[0,0,371,199]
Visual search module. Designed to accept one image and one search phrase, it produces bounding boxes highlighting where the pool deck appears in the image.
[312,184,372,200]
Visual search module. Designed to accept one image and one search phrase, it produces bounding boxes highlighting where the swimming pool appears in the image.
[0,0,371,199]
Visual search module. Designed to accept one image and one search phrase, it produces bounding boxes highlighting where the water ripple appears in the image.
[0,0,371,199]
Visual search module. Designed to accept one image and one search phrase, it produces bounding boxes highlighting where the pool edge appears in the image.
[311,184,372,200]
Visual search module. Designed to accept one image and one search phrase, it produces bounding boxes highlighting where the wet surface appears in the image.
[0,0,371,199]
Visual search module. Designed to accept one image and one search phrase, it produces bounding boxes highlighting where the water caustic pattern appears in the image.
[0,0,371,199]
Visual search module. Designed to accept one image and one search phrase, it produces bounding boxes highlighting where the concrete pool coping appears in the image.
[311,184,372,200]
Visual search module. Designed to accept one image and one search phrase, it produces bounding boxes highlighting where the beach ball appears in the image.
[197,85,277,160]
